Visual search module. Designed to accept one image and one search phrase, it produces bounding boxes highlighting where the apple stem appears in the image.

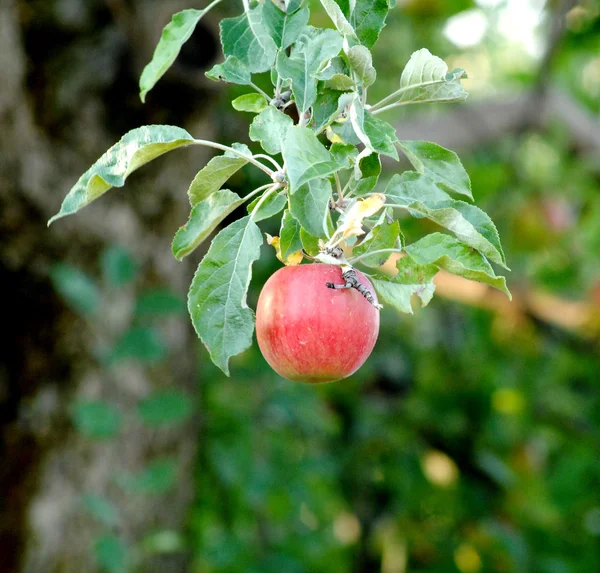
[326,268,382,310]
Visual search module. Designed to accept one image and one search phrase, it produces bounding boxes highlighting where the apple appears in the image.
[256,264,380,383]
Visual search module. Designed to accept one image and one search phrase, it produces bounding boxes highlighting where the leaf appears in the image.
[289,178,333,238]
[279,209,304,259]
[50,264,100,316]
[404,233,511,297]
[232,93,268,113]
[135,289,186,317]
[263,1,310,49]
[282,126,341,192]
[101,246,137,288]
[351,0,390,48]
[363,110,398,159]
[372,256,437,314]
[266,234,304,266]
[109,327,168,364]
[82,494,120,527]
[49,126,195,224]
[384,172,508,268]
[139,6,220,102]
[397,140,473,200]
[325,74,355,91]
[188,216,262,375]
[357,151,381,179]
[206,56,252,85]
[398,48,468,104]
[276,26,343,114]
[349,99,398,160]
[319,0,358,39]
[118,458,177,494]
[330,142,358,168]
[138,389,193,427]
[312,90,353,134]
[187,143,250,206]
[247,192,287,222]
[249,107,294,155]
[300,227,321,256]
[347,45,376,87]
[353,219,402,267]
[94,535,128,573]
[337,194,386,239]
[72,401,121,440]
[172,190,244,260]
[220,6,278,73]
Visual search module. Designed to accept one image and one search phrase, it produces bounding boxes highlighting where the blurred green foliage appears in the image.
[50,2,600,572]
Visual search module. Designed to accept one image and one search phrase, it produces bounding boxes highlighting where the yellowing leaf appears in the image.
[338,194,386,239]
[266,234,303,266]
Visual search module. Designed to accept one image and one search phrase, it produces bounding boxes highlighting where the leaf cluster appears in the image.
[48,0,509,375]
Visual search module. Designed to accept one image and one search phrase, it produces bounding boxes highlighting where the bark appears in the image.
[0,1,222,571]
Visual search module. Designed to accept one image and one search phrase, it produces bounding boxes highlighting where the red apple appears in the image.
[256,264,380,383]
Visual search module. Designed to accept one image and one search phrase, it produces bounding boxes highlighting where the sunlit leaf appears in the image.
[337,194,386,239]
[353,218,402,267]
[247,192,287,222]
[397,48,468,105]
[49,126,195,224]
[187,143,250,206]
[372,256,437,314]
[172,189,244,260]
[384,172,507,268]
[249,107,294,155]
[206,56,252,84]
[266,233,303,266]
[231,93,268,113]
[397,140,473,200]
[405,233,511,297]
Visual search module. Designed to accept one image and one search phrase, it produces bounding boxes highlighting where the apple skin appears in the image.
[256,264,380,383]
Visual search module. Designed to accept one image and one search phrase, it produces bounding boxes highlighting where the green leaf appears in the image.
[404,233,511,297]
[349,98,398,159]
[50,264,100,316]
[398,48,468,104]
[319,0,359,40]
[351,0,390,48]
[263,1,310,49]
[364,110,398,159]
[282,126,341,192]
[72,401,121,440]
[353,219,402,267]
[300,227,321,256]
[173,190,244,260]
[358,151,381,178]
[139,6,220,102]
[249,107,294,155]
[220,6,278,74]
[347,45,376,87]
[82,494,119,527]
[188,216,262,375]
[138,389,192,427]
[325,74,355,91]
[276,26,343,114]
[206,56,252,85]
[312,90,354,134]
[118,458,177,495]
[135,289,186,317]
[247,192,287,222]
[48,126,195,224]
[109,327,168,364]
[232,93,268,113]
[187,143,250,206]
[372,257,437,314]
[101,246,137,288]
[141,531,186,555]
[384,172,508,268]
[94,535,128,573]
[330,142,358,167]
[279,209,303,259]
[397,140,473,200]
[290,178,333,238]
